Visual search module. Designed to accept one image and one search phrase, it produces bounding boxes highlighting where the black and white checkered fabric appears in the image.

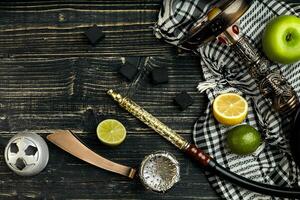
[154,0,300,199]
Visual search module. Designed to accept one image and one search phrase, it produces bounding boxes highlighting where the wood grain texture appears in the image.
[0,53,217,199]
[0,0,176,58]
[0,56,206,130]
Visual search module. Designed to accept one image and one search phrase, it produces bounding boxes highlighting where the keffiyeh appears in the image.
[154,0,300,199]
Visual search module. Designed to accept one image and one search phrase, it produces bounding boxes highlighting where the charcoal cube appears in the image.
[125,57,140,66]
[151,68,168,85]
[84,25,105,46]
[174,91,193,110]
[119,65,138,81]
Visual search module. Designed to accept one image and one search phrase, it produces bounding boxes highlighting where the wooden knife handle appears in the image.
[47,130,136,179]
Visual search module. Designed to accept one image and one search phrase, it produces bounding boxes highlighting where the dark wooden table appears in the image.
[0,1,216,199]
[2,0,296,199]
[0,0,297,200]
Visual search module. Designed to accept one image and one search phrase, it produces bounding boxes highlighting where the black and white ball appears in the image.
[4,133,49,176]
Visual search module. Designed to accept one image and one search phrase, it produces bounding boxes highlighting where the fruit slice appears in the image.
[213,93,248,126]
[226,124,261,155]
[97,119,126,146]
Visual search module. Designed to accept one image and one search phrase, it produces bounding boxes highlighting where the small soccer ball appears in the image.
[4,133,49,176]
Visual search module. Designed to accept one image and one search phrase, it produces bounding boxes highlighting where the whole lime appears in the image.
[226,124,261,155]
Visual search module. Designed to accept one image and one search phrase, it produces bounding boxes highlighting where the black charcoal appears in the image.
[174,91,193,110]
[151,68,168,85]
[119,65,138,81]
[125,57,140,66]
[84,25,105,46]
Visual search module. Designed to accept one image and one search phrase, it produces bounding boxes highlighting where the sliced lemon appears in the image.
[213,93,248,126]
[96,119,126,146]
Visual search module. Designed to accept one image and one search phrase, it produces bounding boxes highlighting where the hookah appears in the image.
[179,0,299,114]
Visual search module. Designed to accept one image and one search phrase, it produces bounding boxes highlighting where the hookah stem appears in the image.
[224,29,299,113]
[107,89,300,198]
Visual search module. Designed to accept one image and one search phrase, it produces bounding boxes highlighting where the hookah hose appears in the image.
[205,154,300,198]
[107,89,300,198]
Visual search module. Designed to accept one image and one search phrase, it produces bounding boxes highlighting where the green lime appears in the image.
[226,124,261,155]
[96,119,126,146]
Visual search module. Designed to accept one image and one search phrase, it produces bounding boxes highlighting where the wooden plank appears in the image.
[0,56,207,132]
[0,1,176,58]
[0,55,216,199]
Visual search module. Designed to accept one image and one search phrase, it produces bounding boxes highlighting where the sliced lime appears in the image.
[96,119,126,146]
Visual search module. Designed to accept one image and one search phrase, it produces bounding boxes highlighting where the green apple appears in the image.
[262,15,300,64]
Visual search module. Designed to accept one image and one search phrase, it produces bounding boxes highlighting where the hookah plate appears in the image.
[139,151,180,192]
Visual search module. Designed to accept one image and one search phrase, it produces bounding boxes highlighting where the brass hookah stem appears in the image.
[107,89,189,150]
[107,89,213,166]
[107,89,211,166]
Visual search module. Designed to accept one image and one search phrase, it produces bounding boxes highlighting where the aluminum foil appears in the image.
[139,151,180,192]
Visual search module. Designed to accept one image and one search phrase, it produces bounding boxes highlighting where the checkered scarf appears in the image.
[154,0,300,199]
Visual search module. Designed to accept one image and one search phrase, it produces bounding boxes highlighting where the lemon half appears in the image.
[213,93,248,126]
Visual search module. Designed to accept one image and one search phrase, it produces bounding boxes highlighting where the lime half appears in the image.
[97,119,126,146]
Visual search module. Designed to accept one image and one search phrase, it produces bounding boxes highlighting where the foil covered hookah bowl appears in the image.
[179,0,299,114]
[139,151,180,193]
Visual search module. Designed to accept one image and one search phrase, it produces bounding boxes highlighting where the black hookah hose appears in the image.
[185,144,300,198]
